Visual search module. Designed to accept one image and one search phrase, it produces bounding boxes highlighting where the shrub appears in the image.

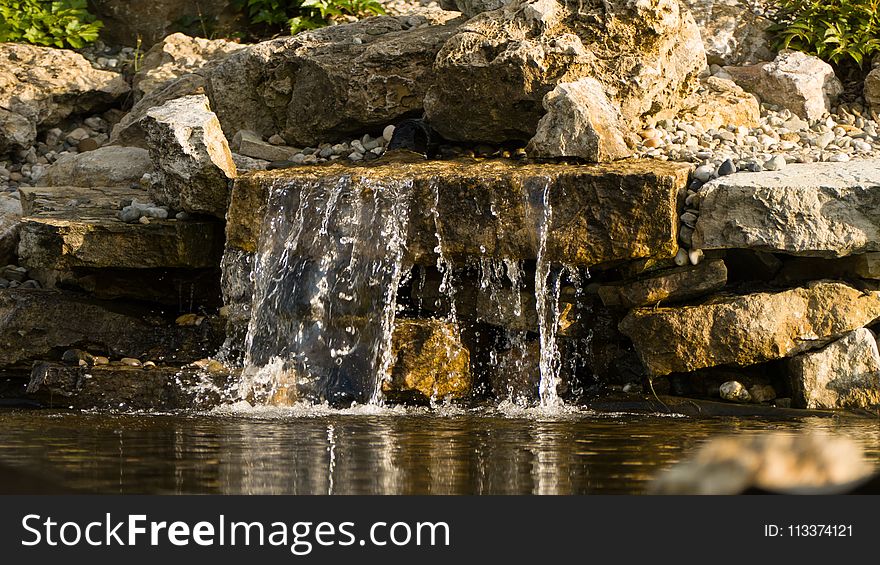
[0,0,103,48]
[768,0,880,68]
[233,0,385,36]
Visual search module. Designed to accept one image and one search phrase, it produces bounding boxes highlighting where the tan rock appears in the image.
[677,76,760,130]
[598,259,727,308]
[36,146,152,188]
[619,281,880,376]
[789,328,880,410]
[382,319,472,402]
[864,67,880,114]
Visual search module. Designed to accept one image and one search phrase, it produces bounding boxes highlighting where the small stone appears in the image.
[118,206,142,223]
[143,207,168,219]
[175,313,204,327]
[268,134,286,145]
[175,211,191,221]
[120,357,142,367]
[383,125,396,142]
[680,211,698,226]
[774,398,792,408]
[693,164,714,182]
[674,248,689,266]
[348,152,364,161]
[2,265,27,282]
[142,361,157,370]
[62,348,94,366]
[20,279,41,289]
[688,248,703,265]
[93,356,110,366]
[717,159,736,176]
[748,384,777,403]
[827,153,851,162]
[763,155,786,171]
[720,381,751,403]
[66,128,91,143]
[77,138,100,152]
[138,216,151,225]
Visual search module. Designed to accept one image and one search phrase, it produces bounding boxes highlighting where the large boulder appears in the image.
[724,50,842,121]
[693,160,880,258]
[111,15,463,148]
[788,328,880,410]
[526,78,632,162]
[36,146,152,188]
[140,95,237,217]
[133,33,245,100]
[0,44,129,153]
[619,281,880,376]
[424,0,706,143]
[681,0,775,65]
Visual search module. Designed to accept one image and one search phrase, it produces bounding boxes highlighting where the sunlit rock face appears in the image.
[424,0,706,143]
[222,159,688,404]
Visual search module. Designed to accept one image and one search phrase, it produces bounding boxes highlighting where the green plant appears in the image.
[0,0,103,48]
[768,0,880,68]
[233,0,385,37]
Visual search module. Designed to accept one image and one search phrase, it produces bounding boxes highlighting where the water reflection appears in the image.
[0,409,877,495]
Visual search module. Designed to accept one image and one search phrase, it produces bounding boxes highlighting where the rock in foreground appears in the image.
[619,281,880,376]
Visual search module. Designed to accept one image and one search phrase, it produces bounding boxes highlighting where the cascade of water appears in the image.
[430,179,458,328]
[531,178,563,408]
[241,175,411,406]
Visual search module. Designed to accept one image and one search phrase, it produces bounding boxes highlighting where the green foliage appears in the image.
[233,0,385,36]
[768,0,880,68]
[0,0,103,49]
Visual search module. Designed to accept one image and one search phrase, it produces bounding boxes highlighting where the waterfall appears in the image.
[240,175,411,406]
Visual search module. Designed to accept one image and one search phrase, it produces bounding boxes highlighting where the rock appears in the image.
[88,0,240,48]
[439,0,508,17]
[133,33,245,100]
[232,130,299,162]
[717,159,736,176]
[598,259,727,308]
[693,160,880,257]
[0,44,129,153]
[619,281,880,376]
[175,313,204,327]
[675,76,760,130]
[682,0,775,66]
[61,348,94,366]
[26,362,234,410]
[140,95,237,218]
[651,432,873,494]
[425,0,706,143]
[0,194,22,265]
[381,319,472,402]
[724,51,843,121]
[0,289,223,368]
[719,380,750,402]
[36,146,152,188]
[865,67,880,114]
[526,78,632,162]
[17,186,223,270]
[231,153,270,172]
[120,357,142,367]
[748,384,776,403]
[788,328,880,410]
[762,154,786,171]
[694,164,714,182]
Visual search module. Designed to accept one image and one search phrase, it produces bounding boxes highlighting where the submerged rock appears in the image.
[619,281,880,376]
[788,328,880,410]
[140,94,237,218]
[693,160,880,257]
[382,319,472,403]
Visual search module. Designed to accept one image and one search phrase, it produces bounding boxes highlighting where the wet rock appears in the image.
[0,289,224,369]
[619,281,880,376]
[0,44,129,152]
[719,380,750,402]
[141,95,237,218]
[598,259,727,309]
[0,194,22,265]
[681,0,775,66]
[788,328,880,410]
[651,432,873,494]
[134,33,245,100]
[526,78,632,162]
[36,146,152,188]
[382,319,472,403]
[26,362,235,410]
[425,0,705,143]
[693,160,880,257]
[17,186,224,270]
[724,51,842,121]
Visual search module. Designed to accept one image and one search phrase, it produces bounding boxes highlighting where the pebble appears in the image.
[120,358,142,367]
[144,207,168,219]
[93,356,110,366]
[674,248,689,267]
[693,164,714,182]
[268,134,286,145]
[119,205,142,223]
[763,155,786,171]
[720,380,751,403]
[748,384,777,404]
[688,248,703,266]
[383,125,396,142]
[175,211,191,221]
[717,159,736,176]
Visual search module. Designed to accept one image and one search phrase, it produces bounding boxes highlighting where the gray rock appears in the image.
[789,328,880,410]
[232,130,299,162]
[526,78,632,163]
[693,160,880,257]
[140,95,237,218]
[0,193,22,264]
[720,380,750,402]
[37,146,152,188]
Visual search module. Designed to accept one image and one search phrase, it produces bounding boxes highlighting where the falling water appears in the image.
[241,175,411,406]
[430,179,459,328]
